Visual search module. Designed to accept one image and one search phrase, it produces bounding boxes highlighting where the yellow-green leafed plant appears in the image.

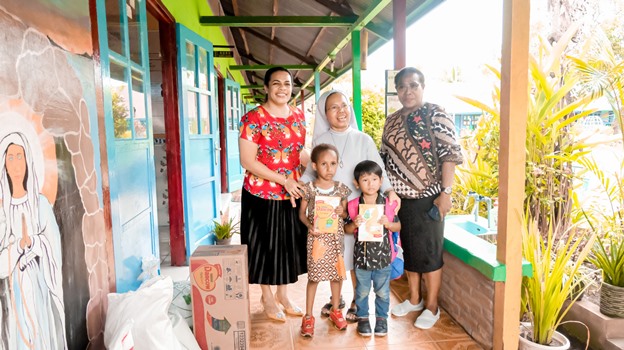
[579,157,624,287]
[570,26,624,148]
[588,233,624,287]
[521,214,595,345]
[212,217,239,240]
[456,29,597,235]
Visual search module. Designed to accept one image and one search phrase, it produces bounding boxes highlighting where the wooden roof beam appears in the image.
[313,0,389,40]
[315,0,354,15]
[199,15,358,27]
[241,27,317,66]
[231,0,251,55]
[328,0,443,82]
[269,0,279,64]
[367,0,443,45]
[301,0,392,90]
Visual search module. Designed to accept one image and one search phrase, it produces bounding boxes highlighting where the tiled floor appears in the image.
[245,274,483,350]
[160,196,483,349]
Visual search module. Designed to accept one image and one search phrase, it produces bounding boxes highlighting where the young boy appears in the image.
[345,160,401,337]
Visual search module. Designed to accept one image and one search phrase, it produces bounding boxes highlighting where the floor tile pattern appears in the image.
[159,198,482,349]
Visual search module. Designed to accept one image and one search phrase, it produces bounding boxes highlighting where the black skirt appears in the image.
[240,189,308,285]
[397,195,445,273]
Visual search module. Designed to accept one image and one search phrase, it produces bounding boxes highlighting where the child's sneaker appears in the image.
[357,318,372,337]
[374,317,388,337]
[320,296,346,317]
[329,309,347,330]
[300,315,315,337]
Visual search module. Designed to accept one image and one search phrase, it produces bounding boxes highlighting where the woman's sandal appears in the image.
[275,293,304,316]
[261,297,287,323]
[320,296,346,317]
[345,302,358,323]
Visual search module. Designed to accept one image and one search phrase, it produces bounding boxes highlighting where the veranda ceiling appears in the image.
[205,0,444,103]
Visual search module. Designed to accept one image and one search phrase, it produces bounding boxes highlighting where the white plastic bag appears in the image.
[104,276,182,350]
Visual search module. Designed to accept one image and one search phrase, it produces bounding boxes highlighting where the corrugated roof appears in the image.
[206,0,445,103]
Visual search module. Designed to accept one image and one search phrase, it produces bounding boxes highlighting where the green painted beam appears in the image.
[230,64,337,78]
[230,64,316,71]
[242,93,265,99]
[301,0,444,103]
[314,71,320,103]
[312,0,444,80]
[199,16,358,27]
[352,30,362,131]
[240,84,311,90]
[366,0,444,47]
[301,0,392,91]
[365,22,391,41]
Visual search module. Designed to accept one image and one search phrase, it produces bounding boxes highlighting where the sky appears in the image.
[326,0,504,111]
[362,0,503,87]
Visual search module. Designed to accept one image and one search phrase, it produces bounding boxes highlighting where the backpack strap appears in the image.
[347,197,359,221]
[347,198,360,239]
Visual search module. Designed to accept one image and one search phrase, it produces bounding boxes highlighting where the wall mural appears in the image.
[0,1,109,348]
[0,126,65,349]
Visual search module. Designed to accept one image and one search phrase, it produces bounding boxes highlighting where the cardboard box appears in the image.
[190,245,250,350]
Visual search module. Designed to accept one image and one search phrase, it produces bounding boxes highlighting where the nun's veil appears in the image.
[312,90,358,143]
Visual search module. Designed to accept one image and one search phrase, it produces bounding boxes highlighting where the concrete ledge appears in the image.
[561,299,624,350]
[444,224,532,281]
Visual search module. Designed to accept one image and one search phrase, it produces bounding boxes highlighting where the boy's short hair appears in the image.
[353,160,383,181]
[310,143,339,163]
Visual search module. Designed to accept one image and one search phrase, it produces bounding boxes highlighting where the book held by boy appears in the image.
[358,204,384,242]
[314,195,341,233]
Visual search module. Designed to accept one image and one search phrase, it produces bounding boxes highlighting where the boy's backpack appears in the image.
[347,197,404,280]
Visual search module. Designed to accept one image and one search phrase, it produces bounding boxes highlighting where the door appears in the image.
[224,79,244,191]
[176,24,221,259]
[97,0,159,292]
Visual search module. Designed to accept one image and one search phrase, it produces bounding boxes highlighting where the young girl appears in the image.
[298,144,351,337]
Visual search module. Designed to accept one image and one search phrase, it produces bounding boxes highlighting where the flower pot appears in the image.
[600,282,624,318]
[216,238,232,245]
[519,323,570,350]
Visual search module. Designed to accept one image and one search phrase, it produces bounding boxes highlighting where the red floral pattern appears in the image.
[239,106,306,200]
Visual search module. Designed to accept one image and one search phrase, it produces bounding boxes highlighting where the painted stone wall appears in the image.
[440,252,495,350]
[0,1,109,348]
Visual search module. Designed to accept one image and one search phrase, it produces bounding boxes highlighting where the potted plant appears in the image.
[580,158,624,318]
[587,232,624,317]
[520,214,595,349]
[212,216,239,245]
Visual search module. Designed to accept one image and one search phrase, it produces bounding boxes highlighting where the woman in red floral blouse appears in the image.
[239,67,308,322]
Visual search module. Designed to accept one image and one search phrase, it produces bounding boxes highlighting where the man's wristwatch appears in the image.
[442,186,453,195]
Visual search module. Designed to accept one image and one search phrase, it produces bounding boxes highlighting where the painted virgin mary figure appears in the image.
[0,132,66,350]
